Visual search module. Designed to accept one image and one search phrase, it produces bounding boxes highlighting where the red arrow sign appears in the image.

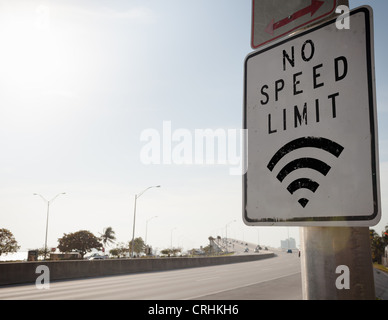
[265,0,325,35]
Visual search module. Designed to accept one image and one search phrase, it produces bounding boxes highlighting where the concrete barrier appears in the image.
[0,253,275,286]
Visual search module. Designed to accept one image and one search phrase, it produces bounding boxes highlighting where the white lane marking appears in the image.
[183,271,301,300]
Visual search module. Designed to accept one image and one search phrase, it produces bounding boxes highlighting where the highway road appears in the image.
[225,238,276,255]
[0,251,302,300]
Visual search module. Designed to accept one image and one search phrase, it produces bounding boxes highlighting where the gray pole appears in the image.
[131,194,137,258]
[44,201,50,259]
[296,0,375,300]
[130,186,160,258]
[300,226,375,300]
[225,220,236,253]
[34,192,65,260]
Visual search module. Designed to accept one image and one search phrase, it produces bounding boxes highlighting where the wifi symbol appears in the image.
[267,137,344,208]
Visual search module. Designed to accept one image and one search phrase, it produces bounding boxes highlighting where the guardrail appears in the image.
[0,253,275,286]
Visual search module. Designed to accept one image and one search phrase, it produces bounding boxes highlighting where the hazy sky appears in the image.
[0,0,387,254]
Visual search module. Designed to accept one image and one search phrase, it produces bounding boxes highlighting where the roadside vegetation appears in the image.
[1,225,387,264]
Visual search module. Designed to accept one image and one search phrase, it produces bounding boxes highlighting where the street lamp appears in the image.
[225,219,236,252]
[33,192,66,259]
[131,185,160,258]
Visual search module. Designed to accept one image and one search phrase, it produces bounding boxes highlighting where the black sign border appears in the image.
[243,6,379,225]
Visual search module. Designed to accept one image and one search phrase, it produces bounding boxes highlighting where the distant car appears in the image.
[88,254,108,260]
[287,249,293,253]
[89,256,105,260]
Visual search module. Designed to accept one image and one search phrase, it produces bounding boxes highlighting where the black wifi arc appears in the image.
[267,137,344,208]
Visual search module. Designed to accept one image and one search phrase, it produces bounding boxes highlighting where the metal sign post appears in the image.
[299,6,378,299]
[300,227,375,299]
[243,5,381,299]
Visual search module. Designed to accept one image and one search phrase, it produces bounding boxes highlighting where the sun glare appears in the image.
[0,3,85,131]
[0,4,61,88]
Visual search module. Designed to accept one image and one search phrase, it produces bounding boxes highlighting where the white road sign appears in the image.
[243,6,381,227]
[251,0,344,49]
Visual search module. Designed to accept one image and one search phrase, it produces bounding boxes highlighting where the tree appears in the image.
[161,248,172,257]
[36,247,50,260]
[160,247,181,257]
[99,227,116,253]
[370,228,387,264]
[171,247,181,257]
[0,228,20,256]
[57,230,102,258]
[128,237,145,256]
[109,242,129,258]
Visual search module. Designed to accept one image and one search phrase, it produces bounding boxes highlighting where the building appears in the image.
[50,252,81,260]
[281,237,296,250]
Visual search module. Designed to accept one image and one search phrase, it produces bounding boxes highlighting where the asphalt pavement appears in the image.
[0,251,302,300]
[1,240,385,300]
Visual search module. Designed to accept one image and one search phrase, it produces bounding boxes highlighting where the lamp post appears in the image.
[131,185,160,258]
[225,219,236,252]
[33,192,66,259]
